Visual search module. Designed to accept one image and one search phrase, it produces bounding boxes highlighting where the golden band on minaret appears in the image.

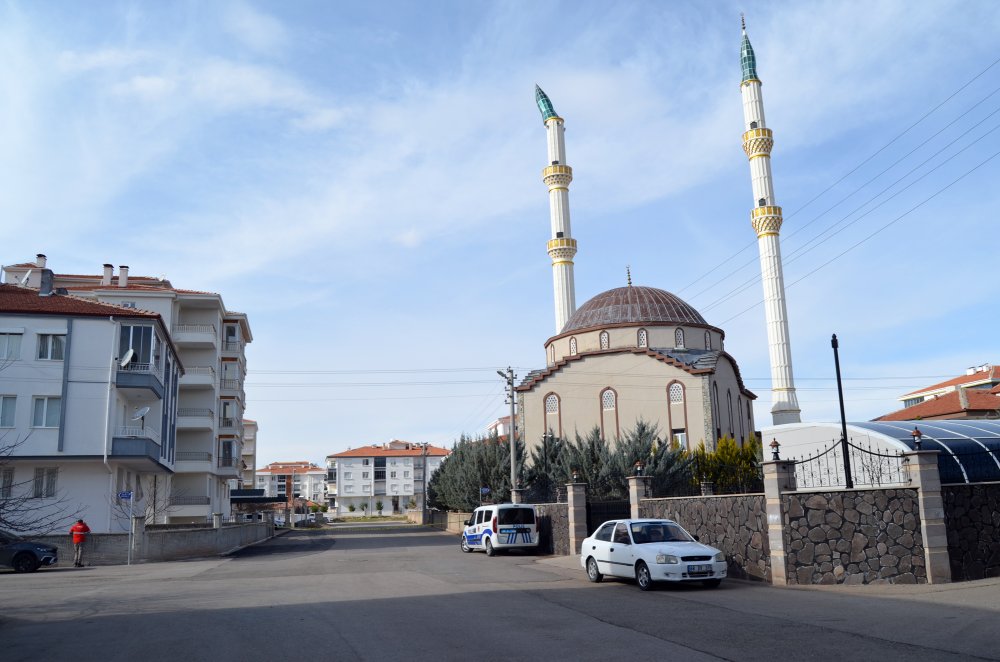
[750,205,783,236]
[547,237,578,262]
[542,164,573,188]
[741,127,773,159]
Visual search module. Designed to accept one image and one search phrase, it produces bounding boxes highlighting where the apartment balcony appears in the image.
[116,363,164,398]
[218,417,241,434]
[177,408,214,430]
[111,429,166,471]
[217,456,241,477]
[172,324,218,349]
[221,340,245,357]
[219,377,242,399]
[179,366,216,390]
[174,451,213,473]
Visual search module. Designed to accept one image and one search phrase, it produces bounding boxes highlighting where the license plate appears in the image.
[688,564,712,573]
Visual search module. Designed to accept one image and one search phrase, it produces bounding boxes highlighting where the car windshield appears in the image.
[630,522,693,544]
[498,508,535,525]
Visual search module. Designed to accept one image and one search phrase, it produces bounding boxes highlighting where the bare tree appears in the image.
[0,430,84,535]
[108,474,183,529]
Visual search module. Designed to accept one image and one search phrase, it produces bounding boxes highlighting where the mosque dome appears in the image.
[561,285,707,334]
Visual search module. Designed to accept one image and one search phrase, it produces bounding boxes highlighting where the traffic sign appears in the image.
[118,491,133,500]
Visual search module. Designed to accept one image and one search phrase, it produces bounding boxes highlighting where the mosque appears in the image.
[516,21,800,454]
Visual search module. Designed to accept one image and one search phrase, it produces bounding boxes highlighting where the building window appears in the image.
[344,472,352,480]
[362,472,369,479]
[404,470,410,478]
[391,484,398,493]
[669,383,683,404]
[903,398,922,408]
[32,396,61,428]
[549,344,555,364]
[674,328,685,349]
[37,334,65,360]
[601,389,616,411]
[545,394,559,413]
[345,485,354,493]
[712,383,721,440]
[362,459,370,466]
[0,396,15,427]
[1,467,13,498]
[600,331,610,350]
[671,430,687,449]
[0,333,22,360]
[637,329,647,348]
[727,390,734,436]
[390,471,397,479]
[405,484,412,493]
[33,467,58,498]
[569,337,577,355]
[120,325,158,370]
[704,331,712,350]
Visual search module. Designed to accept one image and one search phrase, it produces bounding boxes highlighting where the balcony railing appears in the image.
[176,451,212,462]
[218,457,241,468]
[223,341,244,352]
[220,378,241,390]
[219,417,238,429]
[178,408,214,418]
[119,361,163,380]
[115,425,160,444]
[169,495,210,506]
[173,324,216,335]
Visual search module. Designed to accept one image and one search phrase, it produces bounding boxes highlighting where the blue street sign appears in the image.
[118,491,133,500]
[480,487,490,495]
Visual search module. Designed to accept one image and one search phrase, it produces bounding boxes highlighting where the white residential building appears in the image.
[242,419,258,488]
[329,440,449,516]
[324,456,337,511]
[3,256,252,524]
[0,281,181,534]
[255,461,326,504]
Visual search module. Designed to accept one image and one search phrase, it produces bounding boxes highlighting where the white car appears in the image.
[580,519,727,590]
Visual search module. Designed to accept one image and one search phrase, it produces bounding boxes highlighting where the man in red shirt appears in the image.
[69,519,91,567]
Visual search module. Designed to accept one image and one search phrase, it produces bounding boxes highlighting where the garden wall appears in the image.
[942,483,1000,580]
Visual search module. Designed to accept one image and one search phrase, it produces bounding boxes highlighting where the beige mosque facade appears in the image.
[517,23,800,455]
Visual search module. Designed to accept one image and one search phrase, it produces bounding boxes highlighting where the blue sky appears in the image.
[3,1,999,466]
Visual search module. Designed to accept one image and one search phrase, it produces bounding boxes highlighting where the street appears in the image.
[2,524,999,661]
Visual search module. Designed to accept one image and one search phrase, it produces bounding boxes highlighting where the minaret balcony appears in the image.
[751,205,783,235]
[547,237,578,261]
[542,164,573,187]
[742,127,774,159]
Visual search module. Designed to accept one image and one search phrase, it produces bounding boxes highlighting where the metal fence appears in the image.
[792,439,907,490]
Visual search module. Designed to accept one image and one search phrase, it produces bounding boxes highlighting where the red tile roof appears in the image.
[877,389,1000,421]
[901,366,1000,398]
[257,462,322,475]
[331,444,450,458]
[0,284,161,319]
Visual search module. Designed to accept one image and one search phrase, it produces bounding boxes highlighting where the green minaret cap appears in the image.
[535,85,559,122]
[740,20,758,83]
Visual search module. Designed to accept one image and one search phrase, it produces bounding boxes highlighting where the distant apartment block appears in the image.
[256,461,326,504]
[328,440,449,516]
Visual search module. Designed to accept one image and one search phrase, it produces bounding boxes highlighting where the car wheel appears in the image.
[702,578,722,589]
[12,553,40,573]
[460,535,471,553]
[484,538,495,557]
[635,561,653,591]
[586,557,603,583]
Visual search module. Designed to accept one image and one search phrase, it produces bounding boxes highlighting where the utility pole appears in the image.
[497,367,518,497]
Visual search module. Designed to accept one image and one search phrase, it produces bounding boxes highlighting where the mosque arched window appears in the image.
[637,328,647,348]
[738,398,745,443]
[674,328,685,349]
[548,344,555,364]
[727,390,734,437]
[601,388,616,411]
[712,382,721,440]
[545,393,559,413]
[704,331,712,350]
[569,337,578,356]
[545,393,561,438]
[600,331,610,350]
[669,383,683,404]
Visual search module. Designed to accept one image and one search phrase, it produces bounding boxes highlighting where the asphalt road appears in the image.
[2,524,998,661]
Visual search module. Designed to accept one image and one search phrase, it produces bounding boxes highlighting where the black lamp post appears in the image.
[634,461,643,477]
[770,438,781,461]
[911,427,923,450]
[831,334,854,489]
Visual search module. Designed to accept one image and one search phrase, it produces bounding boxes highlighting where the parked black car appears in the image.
[0,530,58,572]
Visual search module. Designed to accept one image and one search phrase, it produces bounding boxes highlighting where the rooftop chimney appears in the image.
[39,269,54,297]
[36,254,47,268]
[958,386,970,410]
[118,265,129,288]
[102,264,113,286]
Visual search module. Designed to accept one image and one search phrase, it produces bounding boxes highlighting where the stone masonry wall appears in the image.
[783,489,925,585]
[640,494,769,582]
[534,503,569,556]
[943,483,1000,581]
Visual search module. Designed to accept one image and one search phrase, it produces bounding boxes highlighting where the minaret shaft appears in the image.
[537,86,577,333]
[740,26,801,425]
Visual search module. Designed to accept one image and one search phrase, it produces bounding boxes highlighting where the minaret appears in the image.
[536,85,577,333]
[739,18,801,425]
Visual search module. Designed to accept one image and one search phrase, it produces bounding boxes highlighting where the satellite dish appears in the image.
[120,348,135,368]
[132,406,151,420]
[19,269,32,286]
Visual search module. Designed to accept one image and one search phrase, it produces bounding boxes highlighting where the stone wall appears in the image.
[534,503,569,556]
[639,494,770,582]
[943,483,1000,581]
[782,490,925,585]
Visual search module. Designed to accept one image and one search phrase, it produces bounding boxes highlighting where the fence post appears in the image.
[131,515,147,563]
[700,480,715,496]
[511,488,524,504]
[762,460,796,585]
[904,450,951,584]
[627,475,651,519]
[567,482,588,555]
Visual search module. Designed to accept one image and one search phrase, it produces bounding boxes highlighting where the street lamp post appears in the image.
[831,334,854,489]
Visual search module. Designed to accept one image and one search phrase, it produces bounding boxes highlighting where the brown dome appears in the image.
[561,286,706,333]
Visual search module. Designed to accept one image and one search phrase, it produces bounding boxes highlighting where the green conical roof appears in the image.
[535,85,559,122]
[740,29,758,83]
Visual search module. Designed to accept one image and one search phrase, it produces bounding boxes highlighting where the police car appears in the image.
[461,504,539,556]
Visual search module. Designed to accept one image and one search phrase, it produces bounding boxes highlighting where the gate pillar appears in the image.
[763,460,796,585]
[567,482,588,555]
[627,475,651,519]
[904,450,951,583]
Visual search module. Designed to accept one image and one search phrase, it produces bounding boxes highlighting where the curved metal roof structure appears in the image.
[851,420,1000,484]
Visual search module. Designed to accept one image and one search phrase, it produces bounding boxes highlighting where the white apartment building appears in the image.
[3,256,252,524]
[242,419,258,488]
[256,461,325,504]
[329,440,449,516]
[324,456,337,511]
[0,281,181,534]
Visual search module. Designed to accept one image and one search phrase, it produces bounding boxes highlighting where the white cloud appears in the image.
[113,74,177,101]
[221,3,288,54]
[56,48,151,72]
